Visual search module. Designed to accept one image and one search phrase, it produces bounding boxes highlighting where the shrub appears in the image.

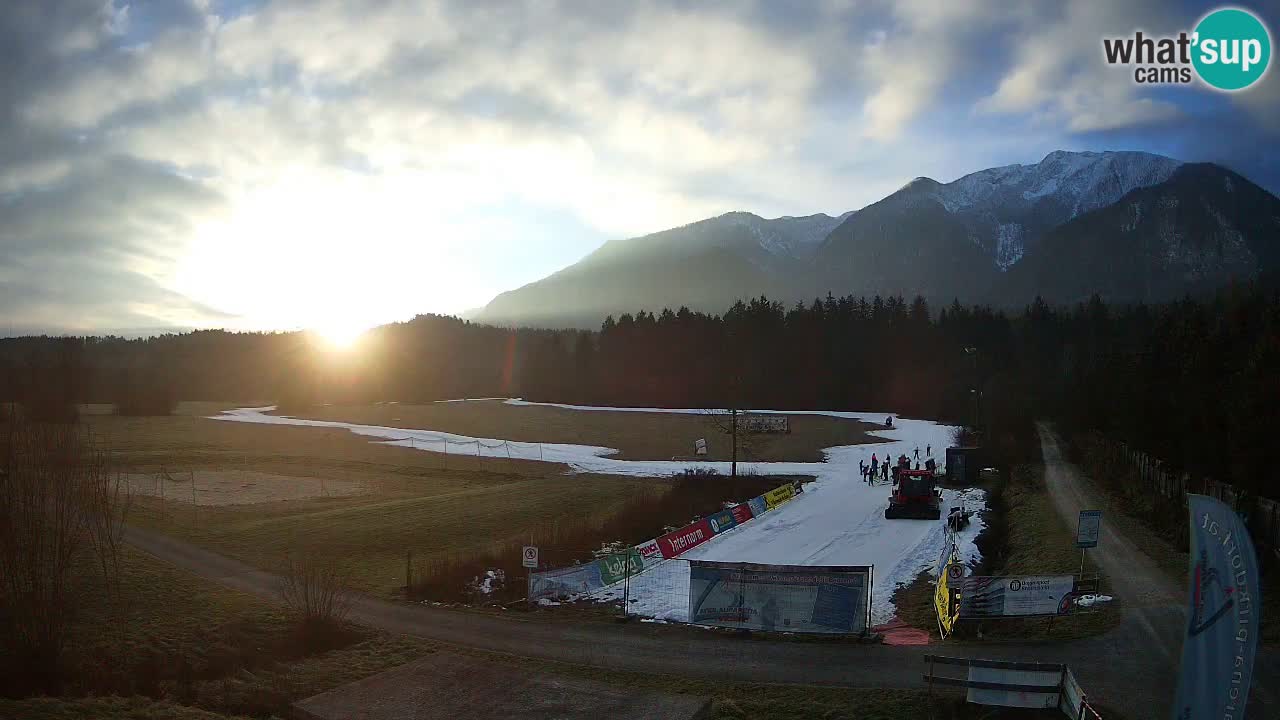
[278,552,353,649]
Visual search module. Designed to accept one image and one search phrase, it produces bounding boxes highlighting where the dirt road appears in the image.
[124,426,1278,719]
[1037,422,1278,717]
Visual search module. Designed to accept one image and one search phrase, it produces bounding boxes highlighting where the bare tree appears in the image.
[703,408,772,477]
[0,406,129,695]
[278,550,353,634]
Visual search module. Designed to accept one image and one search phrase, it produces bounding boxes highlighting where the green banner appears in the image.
[598,550,642,585]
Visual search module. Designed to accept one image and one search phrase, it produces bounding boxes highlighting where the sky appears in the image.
[2,0,1278,337]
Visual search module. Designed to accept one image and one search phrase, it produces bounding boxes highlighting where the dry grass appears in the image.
[87,402,824,601]
[0,696,252,720]
[287,399,883,462]
[124,470,367,506]
[80,402,663,596]
[13,545,440,717]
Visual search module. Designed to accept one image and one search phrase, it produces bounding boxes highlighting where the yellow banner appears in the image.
[935,558,961,637]
[764,483,795,509]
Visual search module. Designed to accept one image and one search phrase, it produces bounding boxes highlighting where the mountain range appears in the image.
[475,150,1280,328]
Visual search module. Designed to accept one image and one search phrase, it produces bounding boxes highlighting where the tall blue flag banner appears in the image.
[1172,494,1260,720]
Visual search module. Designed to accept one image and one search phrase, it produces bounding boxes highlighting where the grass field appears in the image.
[10,546,439,717]
[87,403,793,600]
[25,404,1125,719]
[286,399,882,462]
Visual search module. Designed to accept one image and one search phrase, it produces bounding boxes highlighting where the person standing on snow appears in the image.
[927,444,931,456]
[914,446,920,460]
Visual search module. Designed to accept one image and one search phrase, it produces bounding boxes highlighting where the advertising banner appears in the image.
[688,561,871,634]
[764,483,795,510]
[935,557,960,637]
[528,562,604,601]
[635,538,664,569]
[707,508,738,534]
[747,495,768,518]
[1172,494,1260,720]
[730,503,754,525]
[657,518,714,558]
[960,576,1075,618]
[741,414,789,433]
[598,550,642,585]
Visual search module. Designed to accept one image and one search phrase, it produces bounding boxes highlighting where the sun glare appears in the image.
[314,321,368,350]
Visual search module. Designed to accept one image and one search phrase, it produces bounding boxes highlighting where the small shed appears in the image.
[945,446,985,486]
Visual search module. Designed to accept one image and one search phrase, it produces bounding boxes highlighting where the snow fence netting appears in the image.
[527,480,795,603]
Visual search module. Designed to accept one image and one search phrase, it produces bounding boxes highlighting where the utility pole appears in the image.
[621,552,631,621]
[731,408,738,479]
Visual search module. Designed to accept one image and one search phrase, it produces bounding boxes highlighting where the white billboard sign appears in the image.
[1075,510,1102,549]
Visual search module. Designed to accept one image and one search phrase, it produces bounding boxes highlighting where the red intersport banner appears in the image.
[658,518,713,558]
[730,503,754,525]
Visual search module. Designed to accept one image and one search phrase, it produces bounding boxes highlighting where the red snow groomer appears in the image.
[884,455,942,520]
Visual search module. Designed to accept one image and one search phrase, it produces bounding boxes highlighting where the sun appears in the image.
[313,321,368,350]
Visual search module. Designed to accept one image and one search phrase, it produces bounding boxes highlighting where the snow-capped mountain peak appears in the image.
[940,150,1182,216]
[717,210,852,259]
[911,150,1183,269]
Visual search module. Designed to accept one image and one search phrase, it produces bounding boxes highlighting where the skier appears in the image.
[871,453,877,472]
[882,460,889,482]
[927,444,931,456]
[859,459,865,478]
[915,446,920,460]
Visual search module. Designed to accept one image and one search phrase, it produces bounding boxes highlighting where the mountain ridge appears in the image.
[475,150,1278,328]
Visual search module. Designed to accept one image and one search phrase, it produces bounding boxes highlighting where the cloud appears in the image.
[977,1,1183,131]
[858,0,1001,140]
[0,0,1276,332]
[0,155,232,331]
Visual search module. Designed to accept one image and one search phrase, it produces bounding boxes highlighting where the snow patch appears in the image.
[995,223,1024,270]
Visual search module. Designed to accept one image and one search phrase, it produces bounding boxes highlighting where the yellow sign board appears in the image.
[764,483,795,509]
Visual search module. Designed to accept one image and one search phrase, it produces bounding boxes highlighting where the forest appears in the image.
[2,283,1277,498]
